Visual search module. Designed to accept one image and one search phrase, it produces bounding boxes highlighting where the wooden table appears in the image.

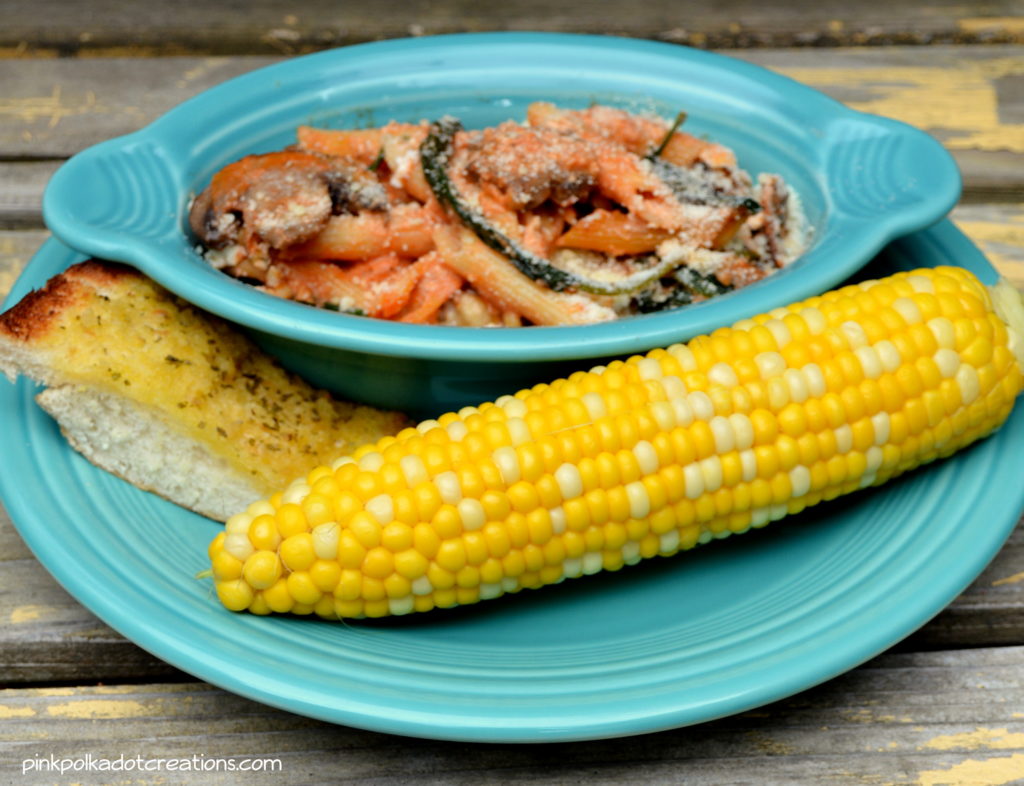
[3,3,1024,783]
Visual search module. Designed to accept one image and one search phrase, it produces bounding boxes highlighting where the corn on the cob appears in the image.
[208,266,1024,619]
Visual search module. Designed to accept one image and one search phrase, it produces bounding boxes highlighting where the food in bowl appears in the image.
[208,266,1024,619]
[189,103,809,327]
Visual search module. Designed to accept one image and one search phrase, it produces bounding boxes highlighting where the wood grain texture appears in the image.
[1,647,1023,784]
[1,0,1023,56]
[0,46,1022,199]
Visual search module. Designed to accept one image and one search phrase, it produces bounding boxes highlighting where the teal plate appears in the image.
[39,33,962,414]
[2,220,1022,742]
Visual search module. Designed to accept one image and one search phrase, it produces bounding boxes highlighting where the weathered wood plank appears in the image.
[1,46,1023,199]
[2,0,1023,56]
[1,647,1023,784]
[0,162,58,230]
[0,230,47,301]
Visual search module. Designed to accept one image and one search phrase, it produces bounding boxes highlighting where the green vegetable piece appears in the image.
[420,119,684,296]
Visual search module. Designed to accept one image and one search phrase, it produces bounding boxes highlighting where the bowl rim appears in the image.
[42,32,962,362]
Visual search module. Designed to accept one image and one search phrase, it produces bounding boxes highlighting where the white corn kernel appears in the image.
[434,471,462,504]
[754,351,786,379]
[688,391,715,420]
[312,522,340,560]
[550,506,567,535]
[956,364,981,405]
[659,530,680,554]
[561,559,583,579]
[803,363,826,397]
[626,481,651,519]
[633,440,659,475]
[388,597,415,616]
[505,417,532,446]
[554,463,584,499]
[892,297,923,325]
[854,346,883,379]
[740,449,758,482]
[224,533,255,561]
[281,482,310,506]
[411,576,433,596]
[400,454,429,486]
[928,317,956,349]
[708,362,739,387]
[581,391,607,419]
[246,500,275,518]
[650,401,677,432]
[582,553,604,575]
[700,456,723,493]
[415,419,440,435]
[730,413,755,451]
[684,464,705,499]
[835,424,854,454]
[623,542,642,565]
[661,374,688,398]
[457,498,486,531]
[767,377,790,410]
[784,368,810,403]
[707,415,734,453]
[800,306,827,334]
[668,344,698,371]
[907,274,935,293]
[636,356,664,380]
[789,465,812,498]
[934,348,961,378]
[875,340,902,373]
[492,446,521,484]
[445,420,468,442]
[365,494,394,524]
[840,321,869,349]
[479,582,504,599]
[670,396,695,426]
[871,411,891,445]
[497,396,527,418]
[330,455,356,471]
[225,512,254,535]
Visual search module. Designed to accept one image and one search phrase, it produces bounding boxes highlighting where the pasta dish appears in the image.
[189,103,808,326]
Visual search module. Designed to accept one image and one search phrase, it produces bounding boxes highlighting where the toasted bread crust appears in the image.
[0,260,130,342]
[0,260,410,519]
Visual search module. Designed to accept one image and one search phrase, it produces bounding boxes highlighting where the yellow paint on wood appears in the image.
[958,17,1024,36]
[922,727,1024,751]
[952,214,1024,289]
[0,704,36,718]
[916,753,1024,786]
[0,85,101,128]
[46,699,148,720]
[779,60,1024,153]
[8,604,59,624]
[993,571,1024,587]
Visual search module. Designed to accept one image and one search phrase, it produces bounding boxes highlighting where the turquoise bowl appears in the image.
[42,33,961,417]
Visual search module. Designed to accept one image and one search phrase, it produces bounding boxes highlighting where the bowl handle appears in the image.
[823,114,961,230]
[42,134,184,261]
